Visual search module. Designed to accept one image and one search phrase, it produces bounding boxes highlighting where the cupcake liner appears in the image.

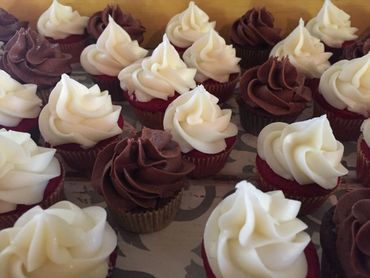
[0,117,40,142]
[47,34,87,64]
[131,106,165,130]
[256,155,338,215]
[304,78,320,95]
[91,75,124,102]
[201,74,239,103]
[107,248,118,278]
[357,136,370,187]
[325,44,343,64]
[232,43,271,70]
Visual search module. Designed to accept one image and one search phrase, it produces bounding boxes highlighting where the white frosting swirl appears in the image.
[270,18,332,78]
[319,52,370,117]
[118,34,196,102]
[0,201,117,278]
[37,0,89,40]
[80,16,148,77]
[0,129,60,213]
[163,85,237,154]
[183,29,240,83]
[204,180,310,278]
[257,115,348,189]
[0,70,41,127]
[165,1,216,48]
[39,74,122,149]
[306,0,358,48]
[361,119,370,147]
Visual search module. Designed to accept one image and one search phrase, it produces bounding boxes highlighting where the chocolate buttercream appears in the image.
[87,5,145,44]
[92,128,194,211]
[230,7,282,47]
[0,9,28,43]
[0,28,71,89]
[333,189,370,278]
[240,57,311,116]
[342,35,370,60]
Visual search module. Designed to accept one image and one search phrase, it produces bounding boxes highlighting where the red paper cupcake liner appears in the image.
[47,34,87,64]
[131,106,165,130]
[91,75,124,102]
[0,160,65,229]
[0,117,40,142]
[256,155,338,215]
[305,78,320,95]
[357,136,370,187]
[200,73,239,103]
[232,42,271,70]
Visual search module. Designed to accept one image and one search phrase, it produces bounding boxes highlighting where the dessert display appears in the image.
[357,119,370,186]
[238,56,311,135]
[0,8,28,45]
[230,7,282,69]
[342,33,370,60]
[163,85,237,178]
[183,29,240,103]
[256,115,348,215]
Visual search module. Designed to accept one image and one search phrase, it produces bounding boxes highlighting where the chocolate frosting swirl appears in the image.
[0,28,71,89]
[230,7,282,47]
[240,57,311,116]
[92,128,194,211]
[0,9,28,43]
[342,35,370,60]
[333,189,370,278]
[87,5,145,44]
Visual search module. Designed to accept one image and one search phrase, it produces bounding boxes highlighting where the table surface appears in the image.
[63,66,362,278]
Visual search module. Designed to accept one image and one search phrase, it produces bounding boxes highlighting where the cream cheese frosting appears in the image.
[306,0,358,48]
[80,16,148,77]
[204,180,310,278]
[0,201,117,278]
[0,70,41,127]
[37,0,89,40]
[118,34,196,102]
[0,129,60,213]
[165,1,216,48]
[361,118,370,147]
[319,52,370,117]
[163,85,237,154]
[270,18,332,79]
[257,115,348,189]
[39,74,122,149]
[183,29,240,83]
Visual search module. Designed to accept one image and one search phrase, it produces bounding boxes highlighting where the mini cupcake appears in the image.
[81,16,148,102]
[39,74,123,174]
[306,0,358,63]
[0,27,72,104]
[320,189,370,278]
[163,85,237,178]
[0,69,42,140]
[87,4,145,44]
[256,115,348,215]
[37,0,89,63]
[357,119,370,186]
[230,7,282,69]
[203,180,320,278]
[183,29,240,103]
[0,8,28,45]
[315,52,370,141]
[165,1,215,55]
[0,129,64,229]
[270,18,332,93]
[118,34,196,129]
[342,33,370,60]
[238,56,311,135]
[91,127,194,233]
[0,201,117,277]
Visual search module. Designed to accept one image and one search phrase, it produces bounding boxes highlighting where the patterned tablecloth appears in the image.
[64,66,361,278]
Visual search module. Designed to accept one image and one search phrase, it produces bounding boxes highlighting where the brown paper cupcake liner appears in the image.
[201,75,239,103]
[131,106,165,130]
[91,75,124,102]
[233,44,271,70]
[357,136,370,187]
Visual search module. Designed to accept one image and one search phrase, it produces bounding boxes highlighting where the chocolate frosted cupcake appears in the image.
[230,7,282,69]
[342,33,370,60]
[0,27,72,104]
[0,8,28,44]
[92,128,194,233]
[238,57,311,135]
[87,4,145,44]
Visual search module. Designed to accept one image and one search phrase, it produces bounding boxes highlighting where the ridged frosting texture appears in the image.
[0,201,117,278]
[37,0,88,40]
[0,28,72,89]
[39,74,122,149]
[163,85,237,154]
[240,57,311,116]
[342,34,370,60]
[93,128,194,211]
[306,0,358,48]
[165,1,216,48]
[361,119,370,147]
[118,34,196,102]
[333,189,370,278]
[183,29,240,83]
[0,8,28,43]
[0,129,60,213]
[257,115,348,189]
[204,181,310,278]
[81,16,148,76]
[319,52,370,117]
[0,70,41,127]
[230,7,282,47]
[270,18,332,78]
